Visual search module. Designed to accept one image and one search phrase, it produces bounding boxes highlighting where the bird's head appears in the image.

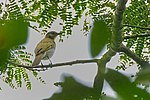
[45,31,61,39]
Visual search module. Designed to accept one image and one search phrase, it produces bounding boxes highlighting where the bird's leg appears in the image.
[40,61,48,70]
[40,61,44,71]
[47,56,52,65]
[41,61,44,66]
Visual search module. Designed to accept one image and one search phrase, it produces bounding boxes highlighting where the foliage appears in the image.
[0,15,31,89]
[90,20,111,57]
[44,76,98,100]
[0,0,150,100]
[0,20,28,71]
[105,68,150,100]
[0,0,47,90]
[3,0,114,39]
[46,68,150,100]
[7,46,32,89]
[119,0,150,70]
[0,45,33,90]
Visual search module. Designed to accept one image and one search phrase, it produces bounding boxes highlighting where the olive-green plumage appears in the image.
[32,31,60,66]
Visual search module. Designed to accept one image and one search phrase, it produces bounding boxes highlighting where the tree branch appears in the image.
[119,44,150,68]
[93,1,128,98]
[29,25,40,33]
[8,59,98,69]
[110,0,127,51]
[123,24,150,30]
[93,49,116,99]
[123,33,150,39]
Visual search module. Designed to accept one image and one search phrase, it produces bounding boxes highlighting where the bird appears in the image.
[32,31,60,66]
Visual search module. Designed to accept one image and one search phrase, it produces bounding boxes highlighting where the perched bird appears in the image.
[32,31,60,66]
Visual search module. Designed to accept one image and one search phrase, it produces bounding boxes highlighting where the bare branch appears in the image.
[94,49,116,97]
[8,59,98,69]
[123,33,150,39]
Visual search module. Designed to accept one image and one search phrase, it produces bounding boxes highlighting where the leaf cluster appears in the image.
[3,0,114,38]
[46,68,150,100]
[119,0,150,70]
[0,0,44,90]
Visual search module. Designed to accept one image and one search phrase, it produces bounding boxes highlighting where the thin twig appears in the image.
[123,24,150,30]
[29,25,40,33]
[123,33,150,39]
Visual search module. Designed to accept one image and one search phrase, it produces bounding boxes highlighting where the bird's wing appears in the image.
[34,38,55,56]
[32,54,43,66]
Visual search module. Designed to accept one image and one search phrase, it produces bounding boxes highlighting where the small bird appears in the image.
[32,31,60,66]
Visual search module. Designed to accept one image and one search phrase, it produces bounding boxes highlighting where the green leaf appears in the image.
[21,68,31,90]
[101,95,120,100]
[105,68,150,100]
[90,20,111,57]
[0,49,9,71]
[0,20,28,48]
[135,66,150,84]
[0,20,28,66]
[15,68,22,87]
[44,76,98,100]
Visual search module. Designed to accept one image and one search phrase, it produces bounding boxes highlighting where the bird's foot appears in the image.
[48,63,52,68]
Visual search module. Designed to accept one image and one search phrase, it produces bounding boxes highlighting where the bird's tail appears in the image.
[32,54,43,66]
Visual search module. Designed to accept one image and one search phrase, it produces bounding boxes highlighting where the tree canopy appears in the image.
[0,0,150,100]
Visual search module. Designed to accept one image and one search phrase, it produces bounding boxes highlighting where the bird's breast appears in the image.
[42,48,55,60]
